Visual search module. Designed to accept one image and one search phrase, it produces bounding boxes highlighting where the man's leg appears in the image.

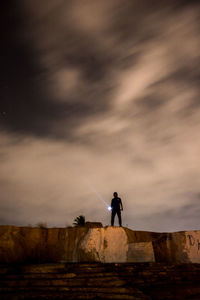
[111,210,116,226]
[117,210,122,226]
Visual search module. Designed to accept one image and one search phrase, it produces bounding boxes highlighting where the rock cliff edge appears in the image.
[0,225,199,263]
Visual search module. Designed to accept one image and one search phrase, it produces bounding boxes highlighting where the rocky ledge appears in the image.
[0,225,200,263]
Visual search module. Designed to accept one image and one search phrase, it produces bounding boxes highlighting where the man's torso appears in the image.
[111,197,121,210]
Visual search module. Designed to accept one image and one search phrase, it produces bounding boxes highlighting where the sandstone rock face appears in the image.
[0,225,200,263]
[184,231,200,263]
[153,230,200,263]
[127,242,155,262]
[79,227,129,262]
[79,227,155,263]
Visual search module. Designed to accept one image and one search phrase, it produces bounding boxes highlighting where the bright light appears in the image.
[108,206,112,211]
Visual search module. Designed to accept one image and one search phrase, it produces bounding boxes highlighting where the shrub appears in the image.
[36,222,47,229]
[73,215,85,227]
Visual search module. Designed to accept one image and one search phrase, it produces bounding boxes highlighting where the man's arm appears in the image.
[111,199,113,209]
[120,199,123,211]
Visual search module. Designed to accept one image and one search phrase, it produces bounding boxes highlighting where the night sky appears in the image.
[1,0,200,231]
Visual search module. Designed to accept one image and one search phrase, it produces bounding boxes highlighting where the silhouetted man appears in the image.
[111,192,123,226]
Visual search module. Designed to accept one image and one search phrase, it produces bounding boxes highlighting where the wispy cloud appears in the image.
[0,0,200,230]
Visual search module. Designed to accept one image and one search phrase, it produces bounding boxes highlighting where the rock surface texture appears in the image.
[0,262,200,299]
[0,226,200,263]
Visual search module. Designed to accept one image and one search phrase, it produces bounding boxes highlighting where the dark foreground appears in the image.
[0,262,200,299]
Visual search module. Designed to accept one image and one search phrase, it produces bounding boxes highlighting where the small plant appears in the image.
[73,215,85,227]
[36,222,47,229]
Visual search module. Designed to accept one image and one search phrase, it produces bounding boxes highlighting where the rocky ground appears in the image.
[0,262,200,299]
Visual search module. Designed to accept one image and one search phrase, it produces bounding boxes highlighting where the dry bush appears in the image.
[36,222,47,229]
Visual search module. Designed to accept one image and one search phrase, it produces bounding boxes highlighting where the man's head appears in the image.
[113,192,118,197]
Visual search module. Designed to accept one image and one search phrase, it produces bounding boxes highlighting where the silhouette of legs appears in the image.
[111,210,116,226]
[116,210,122,226]
[111,209,122,226]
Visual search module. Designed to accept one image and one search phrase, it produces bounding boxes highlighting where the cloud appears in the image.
[1,0,200,230]
[0,124,199,230]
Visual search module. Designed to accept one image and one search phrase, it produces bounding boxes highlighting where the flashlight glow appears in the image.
[84,179,110,209]
[84,179,112,212]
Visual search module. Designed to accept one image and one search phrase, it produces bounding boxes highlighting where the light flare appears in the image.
[84,179,111,210]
